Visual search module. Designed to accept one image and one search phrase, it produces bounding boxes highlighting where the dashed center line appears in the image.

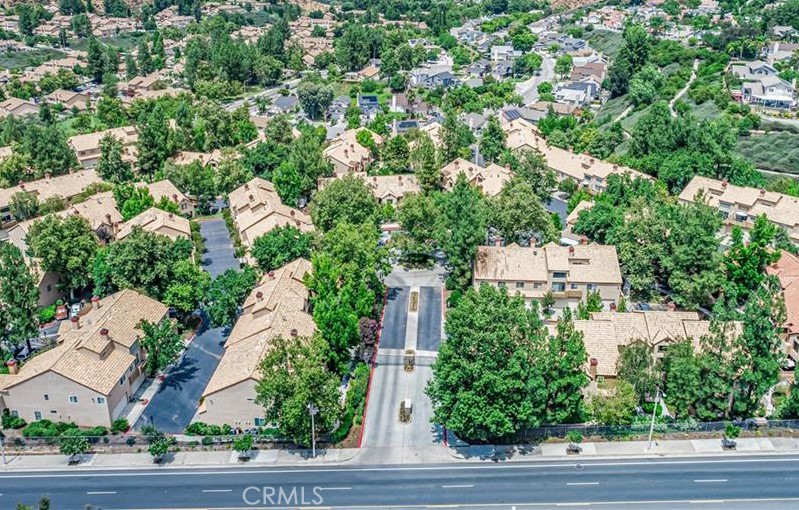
[86,491,117,495]
[319,487,352,491]
[566,482,600,486]
[202,489,232,493]
[442,484,474,488]
[694,479,728,483]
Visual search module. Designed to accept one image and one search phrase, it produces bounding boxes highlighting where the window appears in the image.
[515,282,524,289]
[497,281,506,288]
[34,411,42,421]
[551,282,566,292]
[570,283,578,290]
[587,284,596,291]
[552,272,567,279]
[119,375,126,386]
[254,417,266,427]
[97,397,106,405]
[10,410,18,417]
[533,283,542,289]
[50,410,57,414]
[44,394,49,401]
[68,395,78,404]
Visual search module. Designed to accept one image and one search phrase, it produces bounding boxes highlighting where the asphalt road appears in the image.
[380,287,409,350]
[136,219,237,432]
[4,455,799,509]
[416,286,442,352]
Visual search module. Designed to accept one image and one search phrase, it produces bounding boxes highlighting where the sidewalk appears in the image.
[2,437,799,472]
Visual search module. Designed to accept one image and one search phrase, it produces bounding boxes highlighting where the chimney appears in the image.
[91,295,100,309]
[505,164,510,170]
[244,183,249,190]
[610,302,617,312]
[18,181,24,189]
[568,246,575,256]
[256,291,264,301]
[589,358,598,380]
[268,271,275,279]
[760,189,766,196]
[344,149,349,157]
[494,238,501,247]
[721,179,728,188]
[580,236,588,245]
[105,213,112,224]
[45,172,51,180]
[100,328,109,340]
[667,302,676,312]
[71,316,80,329]
[172,193,178,203]
[248,194,254,201]
[290,209,295,216]
[290,328,298,337]
[6,359,18,375]
[295,220,301,227]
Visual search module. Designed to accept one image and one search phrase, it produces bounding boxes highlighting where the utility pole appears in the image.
[646,388,662,452]
[307,403,319,458]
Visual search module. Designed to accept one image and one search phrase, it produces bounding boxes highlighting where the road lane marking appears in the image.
[689,501,725,504]
[86,491,117,495]
[202,489,232,493]
[319,487,352,491]
[566,482,599,486]
[441,484,474,488]
[693,479,727,483]
[556,504,591,507]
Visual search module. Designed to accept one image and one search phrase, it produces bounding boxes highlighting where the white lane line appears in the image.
[442,484,474,488]
[693,479,728,483]
[690,501,725,504]
[201,489,232,493]
[319,487,352,491]
[86,491,117,495]
[556,504,591,507]
[566,482,600,486]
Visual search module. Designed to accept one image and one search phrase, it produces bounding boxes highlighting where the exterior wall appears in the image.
[178,200,195,217]
[200,379,265,427]
[330,158,351,176]
[475,279,620,308]
[2,372,112,427]
[106,355,145,423]
[38,272,63,307]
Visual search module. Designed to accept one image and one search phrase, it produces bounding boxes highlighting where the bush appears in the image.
[725,422,741,440]
[22,420,102,438]
[566,430,584,444]
[331,362,371,444]
[38,304,56,324]
[2,412,26,430]
[111,418,129,434]
[185,421,233,436]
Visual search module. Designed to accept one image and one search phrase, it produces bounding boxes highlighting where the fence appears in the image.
[3,432,295,451]
[517,419,799,441]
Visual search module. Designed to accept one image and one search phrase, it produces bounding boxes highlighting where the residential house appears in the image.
[198,259,315,426]
[555,78,601,107]
[765,42,799,64]
[767,251,799,368]
[679,176,799,245]
[731,60,778,80]
[740,75,796,110]
[0,290,168,427]
[44,89,90,111]
[116,207,191,242]
[503,119,650,192]
[570,62,607,82]
[0,98,39,118]
[146,180,195,217]
[422,71,461,90]
[228,178,314,262]
[64,191,123,242]
[571,311,741,381]
[440,158,513,197]
[320,172,421,206]
[271,95,299,115]
[68,126,138,169]
[323,129,383,175]
[468,59,491,77]
[168,150,224,169]
[473,242,623,309]
[490,45,521,61]
[0,170,104,226]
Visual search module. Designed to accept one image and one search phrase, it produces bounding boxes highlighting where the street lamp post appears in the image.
[646,388,662,452]
[307,403,319,458]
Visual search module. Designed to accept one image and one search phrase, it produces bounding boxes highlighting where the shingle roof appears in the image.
[0,290,167,395]
[440,158,513,197]
[116,207,191,241]
[202,259,315,396]
[0,169,103,209]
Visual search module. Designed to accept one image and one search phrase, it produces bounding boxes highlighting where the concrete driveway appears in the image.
[136,218,238,433]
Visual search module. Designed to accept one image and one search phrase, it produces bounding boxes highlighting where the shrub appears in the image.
[38,304,56,324]
[185,421,233,436]
[111,418,129,434]
[2,412,26,430]
[725,422,741,440]
[566,430,584,444]
[201,436,214,446]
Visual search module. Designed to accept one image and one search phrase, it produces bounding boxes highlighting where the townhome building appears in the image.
[0,290,168,427]
[320,173,421,206]
[116,208,191,242]
[198,259,315,427]
[503,119,650,192]
[0,169,104,226]
[323,129,382,175]
[44,89,90,111]
[0,97,39,118]
[5,222,62,307]
[440,158,513,197]
[767,251,799,368]
[228,178,313,263]
[69,126,138,169]
[145,179,195,217]
[473,241,623,310]
[679,176,799,245]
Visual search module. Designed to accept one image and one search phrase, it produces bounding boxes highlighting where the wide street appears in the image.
[3,455,799,509]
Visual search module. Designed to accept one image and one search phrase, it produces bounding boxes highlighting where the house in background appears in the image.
[116,207,191,243]
[69,126,138,169]
[440,158,513,197]
[767,250,799,369]
[146,179,195,217]
[323,129,383,174]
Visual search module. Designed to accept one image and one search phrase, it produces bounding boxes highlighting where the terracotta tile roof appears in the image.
[0,290,167,395]
[767,250,799,334]
[68,126,138,154]
[65,191,122,231]
[202,259,315,396]
[323,129,383,173]
[116,207,191,242]
[440,158,514,197]
[145,179,189,205]
[0,170,103,209]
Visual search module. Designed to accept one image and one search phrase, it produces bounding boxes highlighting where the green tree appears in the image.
[478,116,506,164]
[27,214,98,298]
[555,54,573,78]
[163,259,211,315]
[723,217,781,306]
[137,39,153,75]
[296,81,333,120]
[427,284,547,442]
[440,110,475,162]
[309,174,378,232]
[59,436,89,460]
[98,134,133,183]
[589,380,638,425]
[137,104,172,175]
[576,290,603,320]
[204,267,258,328]
[543,308,588,424]
[409,133,440,193]
[114,184,154,221]
[439,174,487,290]
[0,243,40,354]
[255,334,341,447]
[617,340,657,403]
[661,338,702,419]
[396,192,441,264]
[148,436,172,462]
[124,51,138,80]
[489,178,557,245]
[9,191,39,221]
[251,225,313,272]
[137,319,183,377]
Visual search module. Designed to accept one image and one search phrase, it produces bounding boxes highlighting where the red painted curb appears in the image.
[357,287,389,448]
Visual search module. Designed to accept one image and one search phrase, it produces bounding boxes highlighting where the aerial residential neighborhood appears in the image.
[0,0,798,507]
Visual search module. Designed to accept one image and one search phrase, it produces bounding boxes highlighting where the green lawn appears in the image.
[688,100,724,121]
[0,48,66,70]
[585,30,625,59]
[595,96,629,124]
[737,132,799,174]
